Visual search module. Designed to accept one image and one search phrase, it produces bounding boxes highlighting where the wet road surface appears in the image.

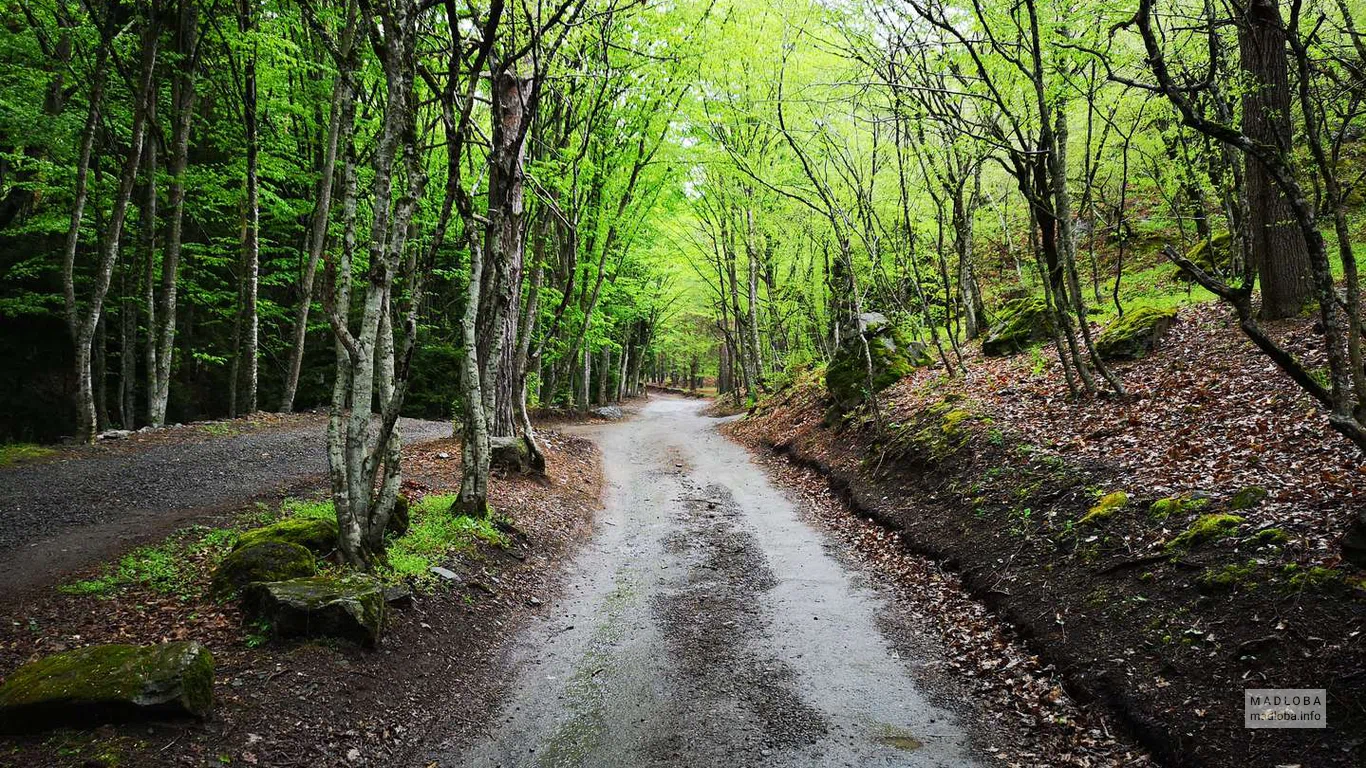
[430,396,981,767]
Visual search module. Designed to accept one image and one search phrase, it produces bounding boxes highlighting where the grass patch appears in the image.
[58,525,237,599]
[280,497,335,521]
[382,494,507,585]
[198,422,238,437]
[0,443,56,467]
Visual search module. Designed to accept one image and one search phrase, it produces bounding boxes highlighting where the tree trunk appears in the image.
[150,0,199,427]
[239,0,260,414]
[1240,0,1312,319]
[280,2,357,412]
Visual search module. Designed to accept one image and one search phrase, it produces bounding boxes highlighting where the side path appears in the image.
[0,414,450,595]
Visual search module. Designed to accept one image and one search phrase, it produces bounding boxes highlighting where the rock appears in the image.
[382,585,413,607]
[243,575,386,648]
[429,566,459,581]
[388,494,411,538]
[591,405,624,420]
[490,435,545,475]
[982,297,1053,357]
[97,429,132,440]
[0,642,213,733]
[1342,510,1366,568]
[1229,485,1269,511]
[234,517,339,555]
[1095,305,1178,360]
[1174,232,1233,281]
[211,542,316,596]
[825,317,932,411]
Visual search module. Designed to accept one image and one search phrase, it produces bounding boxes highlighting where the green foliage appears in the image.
[59,525,237,599]
[380,494,509,585]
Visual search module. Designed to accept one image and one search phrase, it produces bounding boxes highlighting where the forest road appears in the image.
[0,415,450,598]
[427,395,982,768]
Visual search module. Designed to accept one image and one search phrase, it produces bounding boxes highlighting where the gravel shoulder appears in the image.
[0,413,450,596]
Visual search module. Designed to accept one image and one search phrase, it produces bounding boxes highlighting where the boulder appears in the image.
[211,541,316,596]
[234,517,339,555]
[982,297,1054,357]
[1342,510,1366,568]
[591,405,624,420]
[825,315,931,411]
[490,435,545,475]
[387,494,411,539]
[1095,305,1177,360]
[0,642,213,733]
[1174,232,1233,281]
[243,575,386,648]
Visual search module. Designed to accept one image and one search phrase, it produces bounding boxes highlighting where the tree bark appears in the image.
[1240,0,1312,319]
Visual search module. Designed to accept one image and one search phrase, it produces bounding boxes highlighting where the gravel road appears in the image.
[427,396,981,767]
[0,415,450,595]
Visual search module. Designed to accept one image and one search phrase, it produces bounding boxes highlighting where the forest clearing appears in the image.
[3,0,1366,763]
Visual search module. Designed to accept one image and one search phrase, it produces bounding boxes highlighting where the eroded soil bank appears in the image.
[728,373,1366,767]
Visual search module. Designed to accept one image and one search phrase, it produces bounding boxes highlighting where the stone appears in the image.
[211,542,316,596]
[825,317,932,412]
[1095,305,1178,361]
[234,517,339,555]
[1229,485,1269,511]
[243,575,386,648]
[1174,232,1233,281]
[1342,510,1366,568]
[388,494,411,538]
[591,405,624,420]
[0,642,213,733]
[982,297,1053,357]
[490,435,545,475]
[429,566,459,581]
[97,429,132,440]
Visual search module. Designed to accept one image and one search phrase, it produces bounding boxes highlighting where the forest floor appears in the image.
[0,417,603,768]
[0,413,451,595]
[730,300,1366,767]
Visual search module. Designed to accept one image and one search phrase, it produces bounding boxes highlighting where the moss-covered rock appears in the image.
[0,642,213,733]
[1149,494,1208,520]
[1229,485,1269,510]
[243,575,386,648]
[1252,528,1290,546]
[211,541,316,596]
[825,313,931,411]
[490,435,545,475]
[1095,305,1177,361]
[235,517,339,555]
[1078,491,1129,526]
[1174,232,1233,281]
[1166,514,1244,551]
[1343,510,1366,568]
[982,297,1053,357]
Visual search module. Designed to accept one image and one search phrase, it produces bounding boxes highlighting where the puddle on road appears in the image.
[872,724,923,751]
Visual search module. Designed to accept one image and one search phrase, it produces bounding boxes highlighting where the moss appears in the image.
[1196,560,1259,592]
[982,297,1053,357]
[1095,305,1177,360]
[0,443,56,467]
[1166,514,1244,551]
[1078,491,1129,526]
[244,575,386,648]
[234,517,339,555]
[1149,495,1208,520]
[0,642,213,732]
[1175,231,1233,281]
[1251,528,1290,546]
[910,402,983,459]
[1282,564,1341,592]
[825,320,931,411]
[1229,486,1269,510]
[210,542,316,597]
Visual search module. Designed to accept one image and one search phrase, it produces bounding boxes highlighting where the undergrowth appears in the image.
[58,525,237,599]
[0,443,56,467]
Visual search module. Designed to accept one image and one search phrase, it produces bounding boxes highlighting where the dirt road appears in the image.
[428,396,981,767]
[0,415,449,595]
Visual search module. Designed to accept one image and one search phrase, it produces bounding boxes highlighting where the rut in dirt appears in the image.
[426,396,982,768]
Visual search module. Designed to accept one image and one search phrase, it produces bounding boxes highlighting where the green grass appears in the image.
[58,525,238,599]
[280,496,335,521]
[0,443,56,467]
[198,422,238,437]
[382,494,508,585]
